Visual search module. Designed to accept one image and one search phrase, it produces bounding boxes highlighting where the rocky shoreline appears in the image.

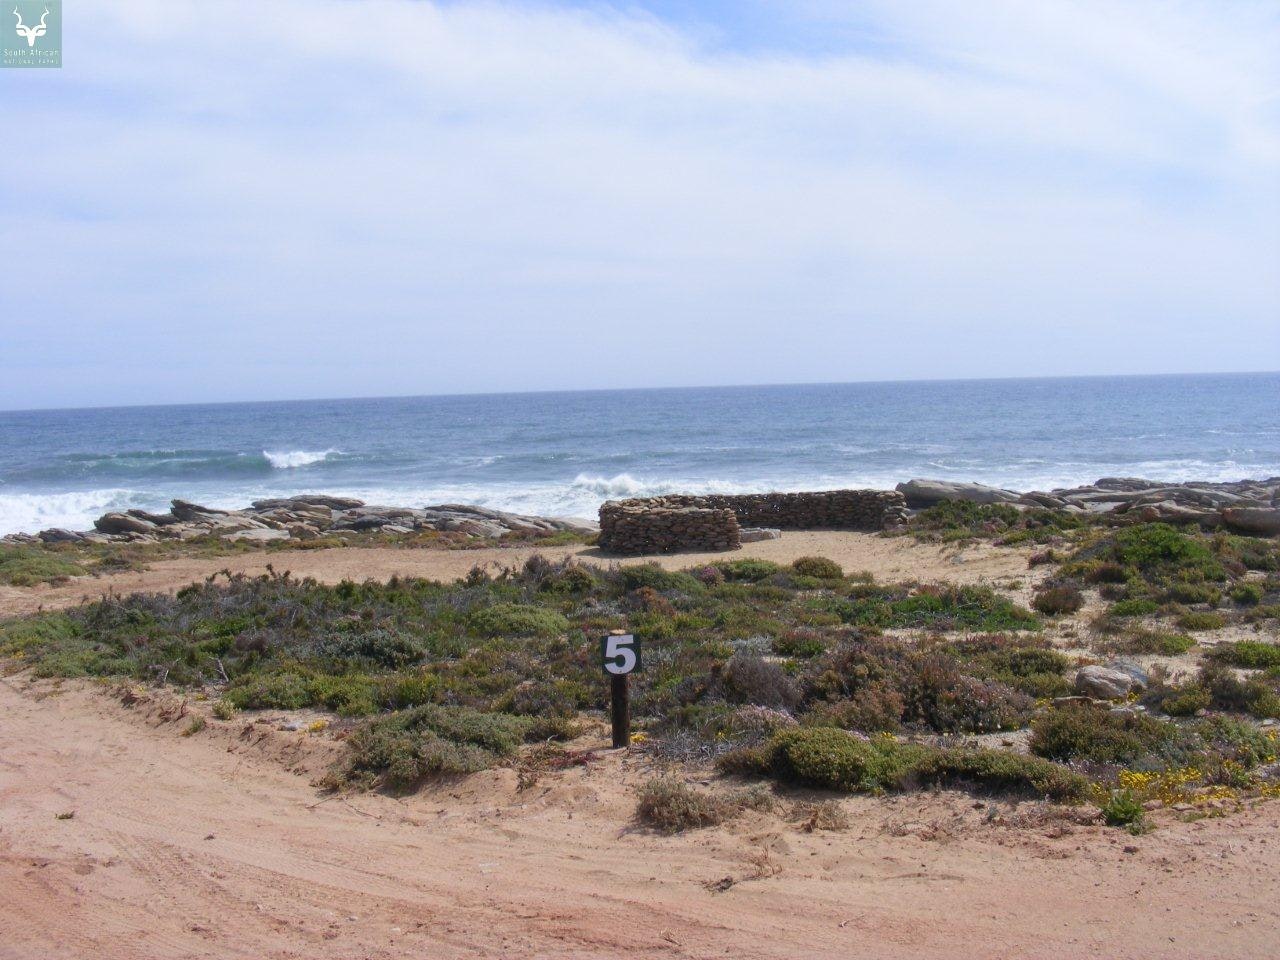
[894,476,1280,534]
[3,476,1278,548]
[2,496,597,546]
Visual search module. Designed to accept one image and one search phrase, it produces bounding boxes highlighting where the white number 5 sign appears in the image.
[601,633,640,675]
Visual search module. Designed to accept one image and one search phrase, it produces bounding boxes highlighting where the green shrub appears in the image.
[1030,705,1185,765]
[1085,561,1130,584]
[791,556,843,580]
[1176,611,1226,632]
[1109,598,1159,617]
[617,564,702,594]
[1208,641,1280,670]
[716,559,783,582]
[1032,584,1084,616]
[1163,582,1221,606]
[1100,789,1146,829]
[1105,629,1194,656]
[756,727,1084,801]
[335,705,529,790]
[765,728,930,793]
[1197,664,1280,718]
[226,671,315,710]
[1230,582,1265,606]
[1108,524,1226,582]
[1195,716,1277,768]
[0,545,87,586]
[773,629,827,658]
[1150,684,1211,717]
[914,747,1088,803]
[840,584,1039,633]
[465,603,568,638]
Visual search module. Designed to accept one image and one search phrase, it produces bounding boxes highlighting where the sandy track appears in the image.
[0,533,1028,619]
[2,677,1279,959]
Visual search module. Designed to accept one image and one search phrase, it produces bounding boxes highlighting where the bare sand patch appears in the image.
[2,675,1279,959]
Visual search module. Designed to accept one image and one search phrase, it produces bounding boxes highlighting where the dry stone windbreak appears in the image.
[598,490,908,555]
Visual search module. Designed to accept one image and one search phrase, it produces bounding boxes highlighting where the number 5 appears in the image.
[602,634,637,675]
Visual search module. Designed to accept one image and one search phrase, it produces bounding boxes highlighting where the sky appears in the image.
[1,0,1278,410]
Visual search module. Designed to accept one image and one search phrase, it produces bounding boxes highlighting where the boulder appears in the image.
[220,528,290,543]
[126,508,179,526]
[1074,664,1148,700]
[94,512,157,535]
[37,528,85,544]
[251,495,364,511]
[171,499,229,521]
[739,527,782,543]
[1222,507,1280,536]
[896,479,1020,508]
[1134,501,1218,525]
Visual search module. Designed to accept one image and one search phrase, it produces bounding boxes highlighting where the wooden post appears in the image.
[601,630,639,750]
[610,672,630,749]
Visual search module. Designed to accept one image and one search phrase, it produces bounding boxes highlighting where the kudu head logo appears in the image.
[12,6,49,47]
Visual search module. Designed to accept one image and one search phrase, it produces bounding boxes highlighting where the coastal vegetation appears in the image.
[3,517,1278,832]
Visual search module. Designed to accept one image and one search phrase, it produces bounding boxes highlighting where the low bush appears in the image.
[838,584,1040,633]
[1104,629,1195,656]
[713,654,801,710]
[1032,584,1084,616]
[1085,561,1130,584]
[1109,598,1159,618]
[1176,611,1227,632]
[1106,524,1226,582]
[752,727,1085,801]
[1229,582,1265,606]
[1100,789,1146,830]
[791,556,843,580]
[465,603,568,638]
[634,777,773,832]
[1029,705,1186,766]
[0,545,86,586]
[615,564,702,595]
[716,559,783,582]
[333,704,530,791]
[804,638,1033,734]
[1163,582,1221,606]
[1208,641,1280,670]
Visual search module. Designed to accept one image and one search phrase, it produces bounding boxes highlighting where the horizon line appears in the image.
[1,368,1276,416]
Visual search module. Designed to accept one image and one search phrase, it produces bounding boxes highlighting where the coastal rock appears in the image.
[1133,501,1219,525]
[220,528,290,543]
[94,512,157,535]
[37,528,85,544]
[896,479,1020,508]
[251,495,364,511]
[127,508,180,526]
[171,499,229,521]
[1074,664,1147,700]
[1222,507,1280,536]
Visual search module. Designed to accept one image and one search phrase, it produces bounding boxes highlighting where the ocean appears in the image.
[0,373,1275,536]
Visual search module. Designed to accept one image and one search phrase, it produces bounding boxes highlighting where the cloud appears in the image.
[0,0,1276,408]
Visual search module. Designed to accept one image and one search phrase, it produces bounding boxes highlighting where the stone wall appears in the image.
[597,503,740,555]
[598,489,907,554]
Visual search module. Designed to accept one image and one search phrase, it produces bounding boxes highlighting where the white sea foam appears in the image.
[0,489,149,536]
[262,449,340,469]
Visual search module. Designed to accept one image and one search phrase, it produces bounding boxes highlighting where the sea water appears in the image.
[0,372,1275,535]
